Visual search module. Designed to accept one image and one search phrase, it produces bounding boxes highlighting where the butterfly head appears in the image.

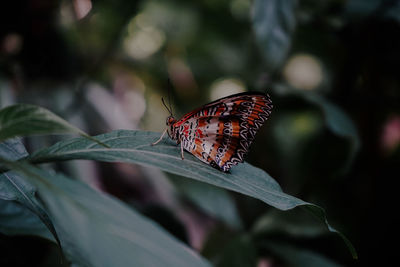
[166,116,178,140]
[166,116,176,126]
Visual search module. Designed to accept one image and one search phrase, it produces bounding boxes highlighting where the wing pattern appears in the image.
[173,92,272,172]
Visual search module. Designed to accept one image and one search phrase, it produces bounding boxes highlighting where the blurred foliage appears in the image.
[1,0,400,266]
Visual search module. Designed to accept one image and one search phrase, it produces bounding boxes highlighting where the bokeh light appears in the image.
[123,13,166,60]
[230,0,251,20]
[167,57,198,98]
[73,0,92,20]
[273,112,323,155]
[381,115,400,154]
[283,53,323,90]
[113,73,147,125]
[209,77,246,101]
[1,33,22,54]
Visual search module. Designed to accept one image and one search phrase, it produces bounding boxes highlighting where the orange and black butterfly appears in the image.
[152,92,273,172]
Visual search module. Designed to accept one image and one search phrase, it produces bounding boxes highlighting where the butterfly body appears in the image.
[157,92,273,172]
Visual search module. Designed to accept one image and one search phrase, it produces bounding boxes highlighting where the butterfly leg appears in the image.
[180,142,184,160]
[178,137,184,160]
[151,128,167,146]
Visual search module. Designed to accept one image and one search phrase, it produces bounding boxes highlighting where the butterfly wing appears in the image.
[174,92,273,172]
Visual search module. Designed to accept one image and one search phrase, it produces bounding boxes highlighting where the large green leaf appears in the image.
[27,130,357,258]
[0,104,107,147]
[170,175,243,229]
[251,0,297,70]
[0,139,59,245]
[0,157,211,267]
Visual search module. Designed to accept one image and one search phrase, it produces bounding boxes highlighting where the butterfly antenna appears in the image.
[162,97,172,116]
[167,78,173,116]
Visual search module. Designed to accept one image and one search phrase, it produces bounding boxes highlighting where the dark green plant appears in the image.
[0,104,357,266]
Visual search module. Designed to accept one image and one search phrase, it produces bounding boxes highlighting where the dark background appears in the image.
[1,0,399,266]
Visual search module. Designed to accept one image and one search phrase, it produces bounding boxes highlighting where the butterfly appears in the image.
[152,92,273,172]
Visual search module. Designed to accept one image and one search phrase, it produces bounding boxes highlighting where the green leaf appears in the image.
[301,93,360,172]
[0,104,108,147]
[252,0,297,70]
[0,199,55,241]
[0,158,211,267]
[28,130,298,209]
[273,87,360,172]
[252,209,326,238]
[302,205,357,260]
[27,130,357,258]
[170,175,243,229]
[0,139,60,245]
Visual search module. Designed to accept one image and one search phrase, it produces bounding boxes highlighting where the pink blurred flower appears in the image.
[382,116,400,153]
